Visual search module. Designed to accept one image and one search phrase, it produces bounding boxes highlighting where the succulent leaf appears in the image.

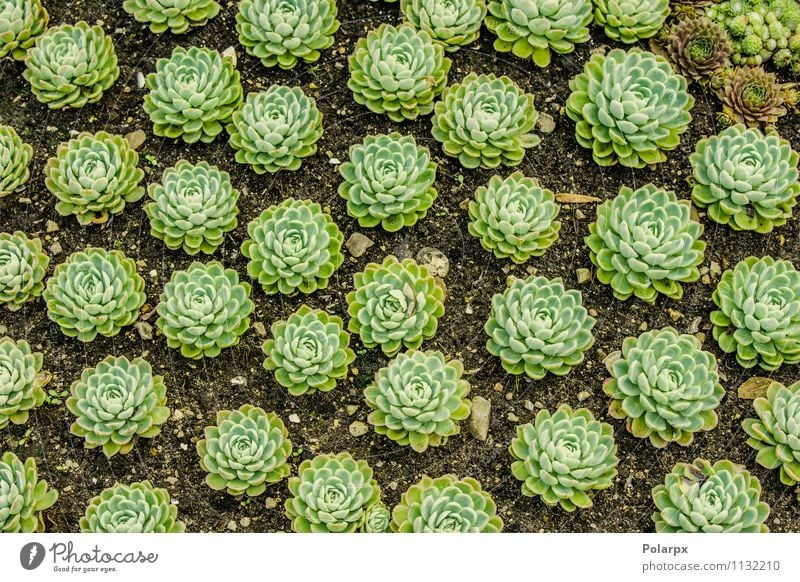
[80,481,185,532]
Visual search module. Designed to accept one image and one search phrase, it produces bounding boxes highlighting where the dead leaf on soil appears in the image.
[555,192,601,203]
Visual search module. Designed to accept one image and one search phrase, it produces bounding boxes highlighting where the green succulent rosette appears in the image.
[123,0,220,34]
[401,0,487,51]
[0,231,48,311]
[0,452,58,532]
[594,0,670,44]
[0,337,48,429]
[0,0,48,60]
[0,124,33,198]
[80,481,185,533]
[362,503,391,532]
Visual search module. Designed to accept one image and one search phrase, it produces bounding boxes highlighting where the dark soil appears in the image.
[2,0,800,533]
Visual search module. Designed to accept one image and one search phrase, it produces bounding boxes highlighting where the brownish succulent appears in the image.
[717,66,789,128]
[670,0,713,18]
[665,17,731,84]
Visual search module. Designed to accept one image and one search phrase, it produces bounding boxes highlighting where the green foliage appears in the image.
[658,16,732,85]
[401,0,487,51]
[0,231,48,310]
[0,125,32,198]
[122,0,220,34]
[0,452,58,532]
[0,337,48,429]
[594,0,670,44]
[0,0,48,60]
[363,503,391,532]
[80,481,185,532]
[716,65,790,128]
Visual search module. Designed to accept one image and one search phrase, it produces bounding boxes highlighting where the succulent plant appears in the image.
[0,231,48,311]
[566,48,694,168]
[657,16,732,85]
[0,0,48,60]
[348,23,451,122]
[347,256,445,357]
[262,305,355,396]
[228,86,323,174]
[485,0,592,67]
[44,131,145,225]
[711,256,800,371]
[44,248,146,342]
[401,0,486,51]
[468,172,560,263]
[144,46,242,144]
[586,184,706,302]
[80,481,185,533]
[391,474,503,532]
[156,261,254,359]
[122,0,220,34]
[0,125,32,198]
[485,275,595,379]
[0,337,48,430]
[236,0,340,69]
[593,0,670,44]
[652,458,770,532]
[432,73,540,169]
[362,503,391,532]
[23,22,119,109]
[197,405,292,497]
[716,65,790,128]
[0,452,58,532]
[285,452,383,533]
[338,133,438,232]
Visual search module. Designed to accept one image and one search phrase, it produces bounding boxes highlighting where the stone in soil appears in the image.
[468,396,491,441]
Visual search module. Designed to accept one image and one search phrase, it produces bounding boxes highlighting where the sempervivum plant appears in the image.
[156,261,254,359]
[228,86,323,173]
[44,248,146,342]
[0,231,48,311]
[0,452,58,532]
[432,73,540,169]
[123,0,220,34]
[197,405,292,497]
[717,65,789,128]
[659,16,732,85]
[401,0,487,51]
[364,350,471,453]
[391,474,503,532]
[586,184,705,302]
[690,124,800,233]
[348,23,451,122]
[0,0,48,60]
[604,327,724,448]
[338,133,437,232]
[652,458,770,532]
[262,305,355,396]
[485,275,595,379]
[23,22,119,109]
[566,48,694,168]
[0,125,32,198]
[510,405,619,511]
[347,256,445,357]
[467,172,560,263]
[80,481,185,533]
[711,256,800,371]
[0,337,48,430]
[45,132,145,225]
[363,503,391,533]
[593,0,670,44]
[144,46,242,144]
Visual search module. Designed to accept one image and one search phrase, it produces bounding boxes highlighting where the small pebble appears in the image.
[252,322,267,337]
[416,247,449,278]
[345,233,374,257]
[577,390,591,402]
[345,405,359,416]
[507,412,519,422]
[348,421,369,437]
[49,241,62,256]
[537,112,556,134]
[576,268,592,284]
[227,520,237,531]
[230,376,247,386]
[468,396,491,441]
[240,517,251,528]
[45,220,59,233]
[265,497,278,509]
[288,414,300,424]
[134,321,153,340]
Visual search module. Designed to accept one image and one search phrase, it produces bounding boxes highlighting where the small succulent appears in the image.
[80,481,185,533]
[467,172,560,263]
[391,474,503,532]
[566,48,694,168]
[44,132,145,225]
[0,124,32,198]
[24,22,119,109]
[338,133,437,232]
[401,0,487,51]
[348,23,451,122]
[156,261,254,359]
[657,16,732,85]
[593,0,670,44]
[197,405,292,497]
[144,46,242,144]
[0,337,48,429]
[0,231,48,310]
[690,124,800,233]
[0,0,48,60]
[262,305,355,396]
[228,86,323,174]
[586,184,705,302]
[346,255,445,357]
[652,458,770,532]
[44,248,146,342]
[236,0,340,69]
[0,452,58,532]
[716,65,790,128]
[362,503,391,533]
[485,275,595,379]
[123,0,220,34]
[145,160,239,255]
[432,73,540,169]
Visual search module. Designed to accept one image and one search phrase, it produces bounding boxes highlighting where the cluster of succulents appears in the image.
[593,0,670,44]
[0,337,48,429]
[715,65,792,127]
[0,0,48,61]
[654,16,732,85]
[80,481,184,532]
[0,125,32,198]
[123,0,220,34]
[0,452,58,532]
[401,0,487,51]
[0,231,48,310]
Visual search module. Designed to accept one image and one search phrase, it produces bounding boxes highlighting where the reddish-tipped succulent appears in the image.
[717,66,789,128]
[662,17,731,84]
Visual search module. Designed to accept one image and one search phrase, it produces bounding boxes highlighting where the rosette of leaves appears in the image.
[285,452,383,533]
[144,46,242,144]
[66,356,169,458]
[0,231,48,310]
[391,474,503,532]
[717,65,789,128]
[0,452,58,532]
[80,481,185,533]
[652,458,770,532]
[44,131,145,225]
[122,0,220,34]
[145,160,239,255]
[348,23,451,122]
[262,305,355,396]
[604,327,724,448]
[586,184,705,302]
[401,0,487,51]
[485,0,592,67]
[711,256,800,371]
[0,125,32,198]
[156,261,254,359]
[0,0,48,60]
[431,73,540,169]
[227,86,323,174]
[197,405,292,497]
[485,275,595,379]
[338,133,437,232]
[236,0,340,69]
[593,0,670,44]
[0,337,48,430]
[690,124,800,233]
[467,172,560,263]
[43,248,146,342]
[23,22,119,109]
[566,48,694,168]
[659,16,732,85]
[363,503,391,532]
[346,255,445,357]
[364,350,471,453]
